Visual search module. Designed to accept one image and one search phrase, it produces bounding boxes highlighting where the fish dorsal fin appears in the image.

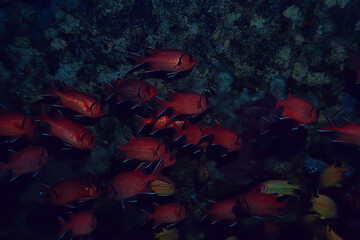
[340,117,352,126]
[168,89,177,97]
[213,120,222,130]
[62,83,73,92]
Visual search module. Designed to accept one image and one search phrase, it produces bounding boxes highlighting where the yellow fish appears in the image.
[151,180,176,196]
[258,180,301,197]
[320,163,350,188]
[311,194,338,219]
[155,228,179,240]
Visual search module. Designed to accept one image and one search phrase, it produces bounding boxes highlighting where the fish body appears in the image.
[173,121,208,149]
[318,119,360,146]
[120,136,176,167]
[135,112,185,135]
[58,211,97,238]
[129,48,196,77]
[320,163,350,188]
[104,78,157,107]
[202,198,237,225]
[156,90,209,117]
[258,180,301,197]
[107,161,168,202]
[0,105,37,141]
[43,79,105,118]
[237,191,287,217]
[155,228,179,240]
[143,203,188,228]
[204,121,242,152]
[41,178,101,206]
[37,106,95,149]
[311,194,338,219]
[276,93,319,124]
[151,178,176,196]
[0,145,49,181]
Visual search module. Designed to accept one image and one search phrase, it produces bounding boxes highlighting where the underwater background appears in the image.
[1,0,360,239]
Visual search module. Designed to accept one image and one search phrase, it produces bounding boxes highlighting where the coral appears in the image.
[282,5,304,28]
[50,38,67,50]
[306,72,331,86]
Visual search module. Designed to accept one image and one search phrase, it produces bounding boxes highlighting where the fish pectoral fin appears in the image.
[167,72,178,78]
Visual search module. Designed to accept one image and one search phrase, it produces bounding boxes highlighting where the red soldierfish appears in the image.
[173,121,209,150]
[107,161,170,206]
[42,79,105,118]
[37,106,95,150]
[41,178,101,207]
[104,78,157,108]
[204,121,242,152]
[156,90,210,118]
[275,93,319,125]
[58,211,97,239]
[119,136,176,167]
[201,198,238,226]
[143,202,188,228]
[0,145,49,181]
[237,191,288,217]
[318,118,360,146]
[128,48,196,77]
[0,105,37,141]
[350,51,360,84]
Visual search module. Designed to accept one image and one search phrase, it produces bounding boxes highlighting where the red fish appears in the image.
[275,93,319,124]
[107,160,170,207]
[134,110,185,135]
[41,177,101,207]
[143,202,188,228]
[42,79,105,118]
[0,145,49,181]
[119,136,176,167]
[350,51,360,84]
[318,118,360,146]
[204,121,242,152]
[58,211,97,239]
[201,198,238,226]
[0,105,37,141]
[237,191,287,217]
[104,78,157,108]
[173,121,209,151]
[37,105,95,150]
[128,48,196,77]
[156,90,210,117]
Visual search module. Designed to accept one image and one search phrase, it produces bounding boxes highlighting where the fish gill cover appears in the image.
[0,0,360,240]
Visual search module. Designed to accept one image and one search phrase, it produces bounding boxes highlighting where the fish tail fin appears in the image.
[134,114,153,135]
[155,97,169,117]
[42,78,58,96]
[275,91,284,109]
[128,52,145,71]
[140,208,152,226]
[103,81,115,101]
[316,116,338,132]
[57,216,69,240]
[36,105,50,123]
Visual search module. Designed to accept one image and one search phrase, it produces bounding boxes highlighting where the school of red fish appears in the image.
[1,48,360,240]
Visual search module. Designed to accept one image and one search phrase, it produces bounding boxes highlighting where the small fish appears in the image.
[107,160,171,206]
[0,145,49,181]
[36,105,95,150]
[318,118,360,146]
[156,90,210,118]
[119,136,176,167]
[128,48,196,77]
[151,178,176,196]
[237,191,288,217]
[41,177,101,207]
[204,121,242,152]
[275,93,319,124]
[104,78,157,108]
[0,105,37,141]
[143,202,188,228]
[58,211,97,239]
[311,194,338,219]
[134,111,185,135]
[201,198,238,226]
[256,180,301,197]
[320,163,350,188]
[42,79,105,118]
[155,228,179,240]
[350,51,360,84]
[173,121,208,150]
